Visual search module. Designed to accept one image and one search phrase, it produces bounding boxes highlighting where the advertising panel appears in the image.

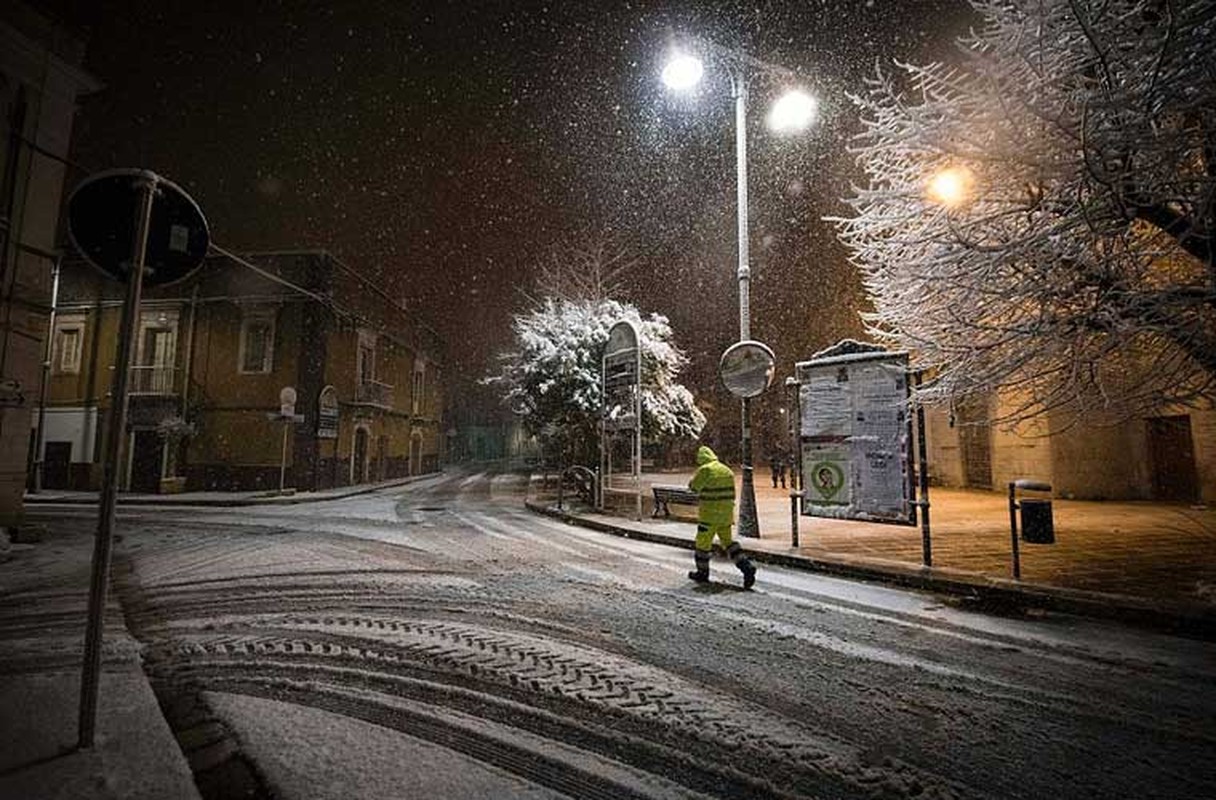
[796,342,913,524]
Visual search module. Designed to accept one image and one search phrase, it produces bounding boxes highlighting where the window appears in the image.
[54,321,84,374]
[239,310,275,374]
[357,329,376,384]
[358,343,374,383]
[412,361,426,414]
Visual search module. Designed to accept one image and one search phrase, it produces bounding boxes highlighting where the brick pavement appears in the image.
[568,470,1216,608]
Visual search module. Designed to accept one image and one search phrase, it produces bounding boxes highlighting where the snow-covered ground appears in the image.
[22,469,1216,799]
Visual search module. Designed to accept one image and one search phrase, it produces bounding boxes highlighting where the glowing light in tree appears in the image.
[926,166,973,207]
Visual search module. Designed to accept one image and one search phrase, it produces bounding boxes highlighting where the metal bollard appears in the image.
[1008,479,1053,579]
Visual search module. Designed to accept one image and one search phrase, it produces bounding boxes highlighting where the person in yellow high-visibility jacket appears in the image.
[687,445,756,589]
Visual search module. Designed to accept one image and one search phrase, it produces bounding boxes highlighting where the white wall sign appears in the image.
[317,385,339,439]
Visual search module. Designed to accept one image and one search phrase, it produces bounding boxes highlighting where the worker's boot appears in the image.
[738,558,757,590]
[726,542,757,589]
[688,551,710,583]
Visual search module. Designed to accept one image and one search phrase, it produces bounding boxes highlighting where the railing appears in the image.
[354,379,394,408]
[129,365,177,395]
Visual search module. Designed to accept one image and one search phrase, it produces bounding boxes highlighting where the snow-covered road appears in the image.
[26,470,1216,799]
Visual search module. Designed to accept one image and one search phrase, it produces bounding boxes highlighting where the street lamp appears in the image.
[661,53,704,91]
[662,42,816,538]
[926,165,974,207]
[767,90,817,134]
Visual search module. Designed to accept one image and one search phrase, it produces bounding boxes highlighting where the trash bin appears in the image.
[1009,479,1055,545]
[1019,499,1055,544]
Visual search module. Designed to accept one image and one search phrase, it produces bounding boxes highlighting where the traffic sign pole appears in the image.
[78,175,156,749]
[67,167,208,749]
[719,340,775,539]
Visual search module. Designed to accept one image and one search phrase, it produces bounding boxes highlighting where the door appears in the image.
[957,395,992,489]
[1147,415,1199,502]
[376,436,388,481]
[129,430,163,493]
[353,428,369,484]
[409,432,422,476]
[43,441,71,490]
[141,327,176,392]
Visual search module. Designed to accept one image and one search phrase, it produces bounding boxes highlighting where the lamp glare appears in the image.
[767,90,816,133]
[662,54,704,91]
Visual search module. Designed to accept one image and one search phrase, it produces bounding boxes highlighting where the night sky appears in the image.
[42,0,972,438]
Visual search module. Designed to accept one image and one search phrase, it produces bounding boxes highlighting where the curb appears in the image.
[526,501,1216,641]
[23,475,425,508]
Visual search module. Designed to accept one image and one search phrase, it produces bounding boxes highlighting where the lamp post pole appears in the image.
[731,68,760,538]
[662,44,815,539]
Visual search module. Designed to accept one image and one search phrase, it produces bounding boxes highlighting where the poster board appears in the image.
[601,320,642,519]
[795,342,913,524]
[602,321,640,433]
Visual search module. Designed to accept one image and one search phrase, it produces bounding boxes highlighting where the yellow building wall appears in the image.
[191,302,301,411]
[989,394,1053,491]
[42,254,447,492]
[191,410,290,467]
[1047,412,1149,500]
[923,405,963,487]
[1192,408,1216,503]
[922,391,1214,503]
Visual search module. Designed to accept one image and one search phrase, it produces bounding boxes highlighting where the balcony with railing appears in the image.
[354,379,394,409]
[129,364,177,395]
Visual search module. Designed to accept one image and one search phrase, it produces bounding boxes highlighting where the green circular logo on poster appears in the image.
[809,461,845,501]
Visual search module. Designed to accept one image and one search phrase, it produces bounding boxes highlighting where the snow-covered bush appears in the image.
[836,0,1216,424]
[485,297,705,465]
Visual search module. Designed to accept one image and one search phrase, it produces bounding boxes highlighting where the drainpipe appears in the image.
[175,285,199,482]
[181,284,197,416]
[30,253,61,493]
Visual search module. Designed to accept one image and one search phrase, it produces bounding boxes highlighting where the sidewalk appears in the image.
[0,518,200,799]
[3,475,434,798]
[527,470,1216,639]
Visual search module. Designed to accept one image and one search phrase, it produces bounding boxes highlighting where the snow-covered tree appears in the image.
[486,297,705,465]
[836,0,1216,423]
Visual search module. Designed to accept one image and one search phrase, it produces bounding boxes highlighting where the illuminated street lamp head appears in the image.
[927,166,974,207]
[767,90,816,134]
[661,53,704,91]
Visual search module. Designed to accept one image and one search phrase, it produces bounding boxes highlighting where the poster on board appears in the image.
[795,341,913,524]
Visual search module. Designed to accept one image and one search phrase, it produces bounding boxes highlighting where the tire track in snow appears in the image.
[140,611,976,800]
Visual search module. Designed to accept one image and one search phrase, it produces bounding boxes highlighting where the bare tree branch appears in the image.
[835,0,1216,425]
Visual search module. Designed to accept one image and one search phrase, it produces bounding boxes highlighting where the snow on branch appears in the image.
[485,236,705,463]
[835,0,1216,425]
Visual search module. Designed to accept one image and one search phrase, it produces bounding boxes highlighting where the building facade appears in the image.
[37,250,445,493]
[0,3,98,531]
[924,394,1216,503]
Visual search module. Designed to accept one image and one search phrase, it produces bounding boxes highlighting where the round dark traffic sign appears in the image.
[68,169,209,287]
[719,340,776,398]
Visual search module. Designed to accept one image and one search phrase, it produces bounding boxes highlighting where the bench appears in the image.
[651,484,699,518]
